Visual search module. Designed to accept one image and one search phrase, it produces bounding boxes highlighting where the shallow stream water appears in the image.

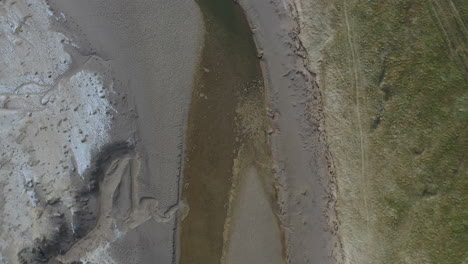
[179,0,284,263]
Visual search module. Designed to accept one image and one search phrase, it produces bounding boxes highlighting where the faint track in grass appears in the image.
[429,0,468,74]
[447,0,468,40]
[343,0,370,234]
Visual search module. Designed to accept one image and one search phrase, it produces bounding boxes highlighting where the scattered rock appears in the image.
[256,51,264,59]
[47,197,61,206]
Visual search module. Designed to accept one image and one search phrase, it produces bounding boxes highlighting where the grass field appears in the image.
[296,0,467,263]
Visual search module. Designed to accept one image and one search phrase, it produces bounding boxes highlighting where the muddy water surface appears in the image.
[179,0,284,263]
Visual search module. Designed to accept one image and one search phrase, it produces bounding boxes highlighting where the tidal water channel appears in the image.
[179,0,285,263]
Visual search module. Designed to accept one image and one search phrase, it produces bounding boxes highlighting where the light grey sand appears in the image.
[0,1,119,262]
[47,0,203,215]
[46,0,204,262]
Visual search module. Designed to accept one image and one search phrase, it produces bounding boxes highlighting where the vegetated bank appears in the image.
[294,0,467,263]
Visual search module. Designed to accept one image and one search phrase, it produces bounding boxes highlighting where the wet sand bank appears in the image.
[238,0,343,262]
